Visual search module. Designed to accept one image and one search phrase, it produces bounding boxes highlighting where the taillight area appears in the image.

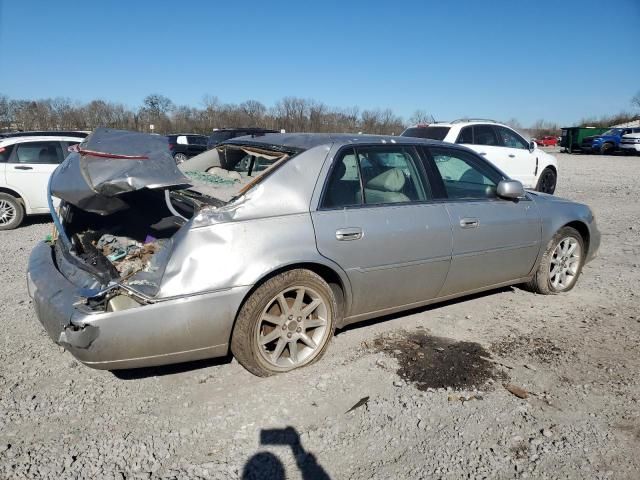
[168,143,176,150]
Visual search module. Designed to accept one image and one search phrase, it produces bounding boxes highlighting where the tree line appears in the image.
[1,91,637,137]
[0,93,408,136]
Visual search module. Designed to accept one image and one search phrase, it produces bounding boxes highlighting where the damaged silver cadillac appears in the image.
[27,128,600,376]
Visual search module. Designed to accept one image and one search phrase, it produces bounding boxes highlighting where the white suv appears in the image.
[620,132,640,155]
[0,132,88,230]
[401,120,559,194]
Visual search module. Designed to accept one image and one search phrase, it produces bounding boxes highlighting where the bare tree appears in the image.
[632,91,640,110]
[409,109,433,125]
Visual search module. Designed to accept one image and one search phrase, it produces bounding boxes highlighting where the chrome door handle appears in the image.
[336,228,363,241]
[459,218,479,229]
[508,154,515,158]
[478,152,487,156]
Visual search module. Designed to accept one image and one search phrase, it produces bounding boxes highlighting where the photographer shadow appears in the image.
[242,427,330,480]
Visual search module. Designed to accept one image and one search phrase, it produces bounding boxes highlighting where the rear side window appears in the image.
[0,144,15,162]
[321,146,430,209]
[188,135,207,145]
[429,147,500,200]
[13,141,64,164]
[456,126,473,144]
[473,125,500,146]
[402,126,450,141]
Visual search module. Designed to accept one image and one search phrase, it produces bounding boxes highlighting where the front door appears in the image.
[312,145,452,318]
[5,140,65,212]
[425,146,541,296]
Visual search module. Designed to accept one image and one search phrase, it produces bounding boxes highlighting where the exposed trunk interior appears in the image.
[58,188,223,285]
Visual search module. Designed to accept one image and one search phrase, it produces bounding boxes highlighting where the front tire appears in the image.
[536,168,557,194]
[525,226,585,295]
[0,193,25,231]
[231,269,337,377]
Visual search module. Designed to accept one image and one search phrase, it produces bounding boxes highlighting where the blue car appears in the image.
[581,127,640,154]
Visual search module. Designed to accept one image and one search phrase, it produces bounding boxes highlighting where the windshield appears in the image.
[402,126,450,141]
[601,129,621,136]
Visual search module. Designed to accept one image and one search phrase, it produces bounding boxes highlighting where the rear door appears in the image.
[424,145,541,296]
[312,145,452,318]
[5,140,65,212]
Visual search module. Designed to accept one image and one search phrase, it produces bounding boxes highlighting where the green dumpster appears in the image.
[560,127,609,153]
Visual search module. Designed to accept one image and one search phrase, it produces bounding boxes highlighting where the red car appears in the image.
[536,136,558,147]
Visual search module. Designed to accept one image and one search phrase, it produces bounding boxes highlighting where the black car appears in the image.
[166,134,208,164]
[206,128,278,150]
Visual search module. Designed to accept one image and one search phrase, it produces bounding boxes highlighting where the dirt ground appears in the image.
[1,152,639,479]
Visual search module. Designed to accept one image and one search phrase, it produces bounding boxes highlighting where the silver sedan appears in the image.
[27,129,600,376]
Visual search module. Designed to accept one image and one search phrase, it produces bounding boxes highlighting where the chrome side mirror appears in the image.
[497,180,525,200]
[528,140,536,153]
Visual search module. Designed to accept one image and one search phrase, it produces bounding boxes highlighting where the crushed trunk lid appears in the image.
[50,128,191,215]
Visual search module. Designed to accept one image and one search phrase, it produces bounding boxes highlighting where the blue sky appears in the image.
[0,0,638,126]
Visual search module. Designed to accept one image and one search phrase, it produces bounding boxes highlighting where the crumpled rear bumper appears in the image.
[27,241,250,370]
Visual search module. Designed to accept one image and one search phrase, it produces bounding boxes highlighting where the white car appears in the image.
[401,120,559,194]
[620,132,640,155]
[0,132,87,230]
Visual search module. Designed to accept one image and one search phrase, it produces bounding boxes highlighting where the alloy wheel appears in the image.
[549,237,581,290]
[255,286,330,369]
[0,200,16,226]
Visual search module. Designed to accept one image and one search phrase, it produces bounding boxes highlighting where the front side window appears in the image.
[495,126,528,149]
[321,146,430,209]
[473,125,500,146]
[429,147,500,200]
[12,141,64,164]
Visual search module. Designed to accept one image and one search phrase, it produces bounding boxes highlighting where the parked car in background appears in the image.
[0,131,88,230]
[536,136,558,147]
[580,127,640,154]
[620,132,640,155]
[166,134,208,164]
[401,120,559,194]
[28,129,599,376]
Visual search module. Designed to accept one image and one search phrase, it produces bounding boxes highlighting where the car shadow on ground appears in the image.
[111,286,516,380]
[111,354,233,380]
[337,285,515,335]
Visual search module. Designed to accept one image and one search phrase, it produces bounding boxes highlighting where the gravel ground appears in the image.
[1,152,639,479]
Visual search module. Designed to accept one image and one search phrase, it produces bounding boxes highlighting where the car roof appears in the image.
[0,135,87,146]
[0,130,88,139]
[405,120,509,129]
[222,132,453,151]
[167,133,207,137]
[211,127,278,133]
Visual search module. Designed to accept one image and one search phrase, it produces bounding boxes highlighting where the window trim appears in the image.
[470,124,501,148]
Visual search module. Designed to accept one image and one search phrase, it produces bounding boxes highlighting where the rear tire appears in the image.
[535,168,557,194]
[231,269,337,377]
[0,193,25,231]
[525,226,585,295]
